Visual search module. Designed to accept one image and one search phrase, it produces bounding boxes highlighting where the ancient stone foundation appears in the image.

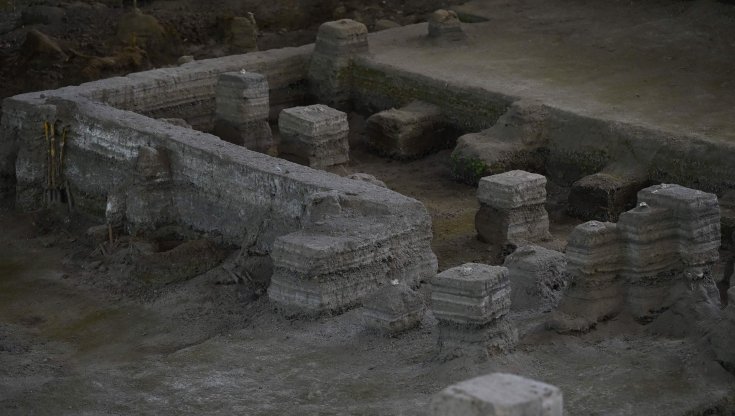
[567,172,647,222]
[431,373,563,416]
[308,19,368,109]
[504,245,568,312]
[362,282,425,334]
[213,71,273,153]
[475,170,551,247]
[551,184,721,332]
[366,100,447,159]
[432,263,517,356]
[278,104,349,169]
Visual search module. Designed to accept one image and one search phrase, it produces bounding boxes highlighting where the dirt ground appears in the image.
[2,0,735,414]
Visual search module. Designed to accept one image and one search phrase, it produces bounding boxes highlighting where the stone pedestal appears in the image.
[431,373,563,416]
[278,104,349,169]
[475,170,550,247]
[366,101,446,159]
[213,71,273,153]
[428,9,466,42]
[363,282,425,334]
[432,263,517,356]
[504,245,568,311]
[308,19,368,109]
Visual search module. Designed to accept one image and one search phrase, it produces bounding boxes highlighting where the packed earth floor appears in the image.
[2,0,735,415]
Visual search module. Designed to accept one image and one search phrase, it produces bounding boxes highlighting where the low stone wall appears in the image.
[0,44,436,315]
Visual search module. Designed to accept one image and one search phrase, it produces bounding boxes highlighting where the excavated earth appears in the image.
[2,0,735,415]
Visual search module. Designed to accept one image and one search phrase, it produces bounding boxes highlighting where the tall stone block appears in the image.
[308,19,368,109]
[475,170,550,247]
[551,184,721,332]
[363,282,425,334]
[431,373,563,416]
[432,263,517,356]
[278,104,349,169]
[213,71,273,153]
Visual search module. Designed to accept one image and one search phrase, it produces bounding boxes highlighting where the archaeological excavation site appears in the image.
[1,0,735,414]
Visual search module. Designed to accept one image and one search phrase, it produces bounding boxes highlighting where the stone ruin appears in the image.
[362,281,425,335]
[277,104,349,169]
[366,100,447,159]
[504,245,568,312]
[475,170,551,248]
[551,183,721,332]
[431,263,518,357]
[213,71,273,153]
[431,373,563,416]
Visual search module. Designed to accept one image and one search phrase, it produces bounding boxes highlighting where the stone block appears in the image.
[214,71,273,153]
[427,9,466,42]
[567,172,646,222]
[363,282,425,334]
[278,104,349,169]
[477,170,547,209]
[432,264,511,326]
[504,245,568,311]
[366,101,446,159]
[431,373,563,416]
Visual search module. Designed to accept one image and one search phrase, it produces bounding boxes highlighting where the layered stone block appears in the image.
[567,172,646,222]
[278,104,349,169]
[475,170,550,247]
[308,19,368,109]
[432,263,517,355]
[551,184,721,332]
[504,245,568,311]
[427,9,466,42]
[213,71,273,153]
[431,373,563,416]
[366,101,447,159]
[363,282,425,334]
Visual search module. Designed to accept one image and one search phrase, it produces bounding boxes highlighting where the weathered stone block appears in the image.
[504,245,568,311]
[477,170,547,209]
[427,9,466,42]
[363,282,425,334]
[214,71,273,153]
[431,373,563,416]
[366,101,446,159]
[567,172,646,222]
[278,104,349,169]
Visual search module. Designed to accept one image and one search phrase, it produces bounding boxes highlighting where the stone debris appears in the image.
[551,184,721,332]
[308,19,368,109]
[363,282,425,334]
[475,170,551,247]
[366,101,447,159]
[213,71,273,153]
[432,263,517,356]
[278,104,349,169]
[567,172,647,222]
[427,9,466,42]
[451,100,549,184]
[430,373,563,416]
[504,245,568,311]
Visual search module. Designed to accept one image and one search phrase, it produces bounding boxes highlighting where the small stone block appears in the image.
[432,263,511,325]
[366,101,446,159]
[430,373,563,416]
[504,245,568,311]
[478,170,546,209]
[428,9,466,41]
[567,172,645,221]
[315,19,369,55]
[278,104,349,168]
[363,283,425,334]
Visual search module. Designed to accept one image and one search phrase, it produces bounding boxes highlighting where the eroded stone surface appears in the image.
[431,373,563,416]
[278,104,349,169]
[568,172,647,222]
[363,282,425,334]
[366,100,447,159]
[504,245,568,311]
[213,71,273,153]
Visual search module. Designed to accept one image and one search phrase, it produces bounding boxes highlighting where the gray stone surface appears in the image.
[504,245,568,311]
[432,263,517,355]
[431,373,563,416]
[427,9,466,42]
[308,19,368,109]
[346,172,386,188]
[475,170,550,246]
[551,184,721,332]
[363,282,425,334]
[278,104,349,169]
[366,101,447,159]
[213,71,273,153]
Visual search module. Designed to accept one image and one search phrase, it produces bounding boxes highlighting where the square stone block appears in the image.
[432,263,511,326]
[478,170,546,209]
[431,373,563,416]
[278,104,349,168]
[567,172,645,222]
[366,101,446,159]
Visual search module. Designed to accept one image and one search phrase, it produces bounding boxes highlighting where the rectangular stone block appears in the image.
[278,104,349,169]
[431,373,563,416]
[567,172,646,222]
[215,71,270,123]
[477,170,546,209]
[432,264,511,326]
[366,101,447,159]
